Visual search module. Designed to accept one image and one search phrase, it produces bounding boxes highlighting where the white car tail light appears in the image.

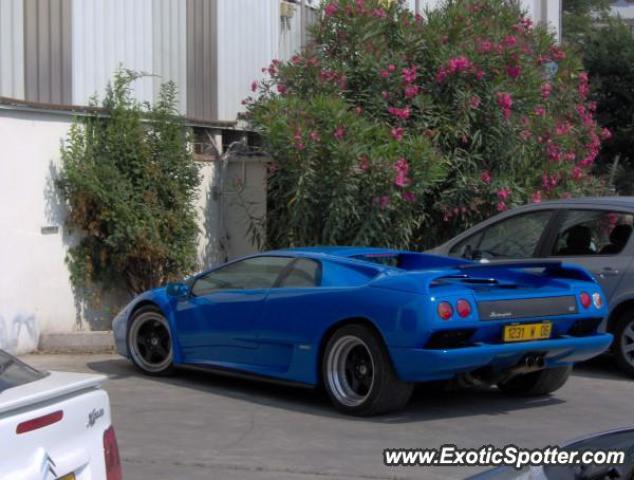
[16,410,63,434]
[592,292,603,309]
[103,426,123,480]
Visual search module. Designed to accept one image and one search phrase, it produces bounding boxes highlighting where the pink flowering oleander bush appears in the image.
[245,0,607,249]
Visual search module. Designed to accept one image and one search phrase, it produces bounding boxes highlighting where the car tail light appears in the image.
[16,410,63,434]
[437,301,453,320]
[592,292,603,309]
[456,299,472,318]
[103,426,123,480]
[580,292,591,309]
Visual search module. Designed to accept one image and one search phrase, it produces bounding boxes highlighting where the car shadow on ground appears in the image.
[87,358,572,424]
[572,355,633,381]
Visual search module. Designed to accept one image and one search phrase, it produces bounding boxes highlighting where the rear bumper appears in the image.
[390,333,613,382]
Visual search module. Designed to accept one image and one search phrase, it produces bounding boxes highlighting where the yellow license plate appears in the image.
[503,322,552,342]
[57,474,75,480]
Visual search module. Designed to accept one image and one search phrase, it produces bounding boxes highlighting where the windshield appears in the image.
[0,350,47,393]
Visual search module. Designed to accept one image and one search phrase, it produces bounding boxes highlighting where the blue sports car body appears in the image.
[113,248,611,413]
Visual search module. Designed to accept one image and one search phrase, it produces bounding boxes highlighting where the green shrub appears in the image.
[246,0,607,249]
[57,70,200,294]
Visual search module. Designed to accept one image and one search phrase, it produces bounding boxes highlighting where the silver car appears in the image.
[432,197,634,377]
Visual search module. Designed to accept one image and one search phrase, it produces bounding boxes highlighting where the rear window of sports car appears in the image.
[351,254,401,267]
[0,350,47,393]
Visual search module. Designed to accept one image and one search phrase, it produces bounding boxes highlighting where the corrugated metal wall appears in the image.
[186,0,217,120]
[153,0,187,114]
[24,0,72,104]
[72,0,154,106]
[216,0,280,122]
[0,0,24,98]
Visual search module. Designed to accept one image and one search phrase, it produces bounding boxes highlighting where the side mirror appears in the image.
[166,282,190,298]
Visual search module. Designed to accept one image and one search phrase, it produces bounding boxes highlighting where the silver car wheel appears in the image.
[326,335,375,407]
[621,320,634,367]
[128,311,173,373]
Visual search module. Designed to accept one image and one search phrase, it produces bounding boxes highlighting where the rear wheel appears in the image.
[612,310,634,377]
[497,366,572,396]
[127,305,174,376]
[322,324,413,416]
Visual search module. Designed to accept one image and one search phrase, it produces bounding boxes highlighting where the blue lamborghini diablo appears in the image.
[113,247,612,415]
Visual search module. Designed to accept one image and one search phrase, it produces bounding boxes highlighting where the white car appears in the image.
[0,349,122,480]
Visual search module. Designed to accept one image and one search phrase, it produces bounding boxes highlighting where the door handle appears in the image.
[598,267,620,278]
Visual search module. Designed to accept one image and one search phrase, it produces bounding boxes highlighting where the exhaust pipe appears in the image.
[525,356,536,369]
[535,356,545,369]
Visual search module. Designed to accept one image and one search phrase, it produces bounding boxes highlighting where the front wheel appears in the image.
[612,310,634,377]
[497,366,572,396]
[127,305,175,376]
[322,324,413,416]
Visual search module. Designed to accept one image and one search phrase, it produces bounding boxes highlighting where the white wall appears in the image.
[0,110,76,354]
[0,107,266,354]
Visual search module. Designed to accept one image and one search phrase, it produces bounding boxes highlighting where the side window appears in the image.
[192,256,292,296]
[551,210,633,257]
[278,259,321,288]
[448,231,484,258]
[474,210,553,260]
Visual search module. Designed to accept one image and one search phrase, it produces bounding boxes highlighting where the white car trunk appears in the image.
[0,371,116,480]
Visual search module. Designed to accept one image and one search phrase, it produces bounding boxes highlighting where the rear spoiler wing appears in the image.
[424,259,596,290]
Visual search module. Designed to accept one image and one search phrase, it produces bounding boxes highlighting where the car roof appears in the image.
[273,246,401,258]
[523,196,634,208]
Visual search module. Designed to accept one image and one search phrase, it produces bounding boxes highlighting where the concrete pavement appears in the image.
[21,353,634,480]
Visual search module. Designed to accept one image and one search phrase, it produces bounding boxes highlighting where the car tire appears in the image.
[322,324,413,416]
[497,366,572,396]
[127,305,175,376]
[611,309,634,378]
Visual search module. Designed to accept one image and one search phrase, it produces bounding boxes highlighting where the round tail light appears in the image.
[592,292,603,308]
[580,292,591,309]
[456,299,472,318]
[437,301,453,320]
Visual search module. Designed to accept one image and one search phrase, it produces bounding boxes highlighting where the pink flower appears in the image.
[358,156,369,171]
[402,66,417,84]
[496,201,507,212]
[496,92,513,120]
[446,56,472,74]
[533,105,546,116]
[373,196,390,209]
[391,127,405,141]
[476,39,494,53]
[394,158,411,187]
[507,64,521,79]
[550,46,566,61]
[502,35,517,47]
[531,191,542,203]
[388,64,396,73]
[520,129,532,141]
[476,70,485,80]
[334,127,346,140]
[251,80,258,92]
[402,191,417,203]
[497,187,511,200]
[325,2,338,17]
[542,173,559,191]
[571,166,583,181]
[379,69,390,78]
[469,95,481,109]
[309,131,321,142]
[601,127,613,140]
[555,121,572,136]
[277,84,287,95]
[480,170,492,184]
[404,85,420,98]
[540,83,552,99]
[372,7,386,18]
[388,106,411,120]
